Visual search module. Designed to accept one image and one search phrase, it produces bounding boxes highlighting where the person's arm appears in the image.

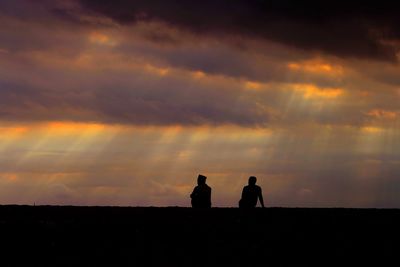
[190,187,198,198]
[208,187,212,207]
[258,187,265,208]
[241,187,246,199]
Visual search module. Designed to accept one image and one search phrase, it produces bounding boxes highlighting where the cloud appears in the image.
[2,123,400,207]
[77,0,400,61]
[2,1,400,208]
[0,11,388,129]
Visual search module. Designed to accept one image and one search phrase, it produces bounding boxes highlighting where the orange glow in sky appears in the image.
[2,1,400,207]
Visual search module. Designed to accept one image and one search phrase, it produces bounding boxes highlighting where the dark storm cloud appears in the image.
[78,0,400,61]
[1,0,399,128]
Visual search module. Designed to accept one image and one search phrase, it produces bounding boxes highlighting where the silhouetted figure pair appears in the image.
[239,176,264,208]
[190,174,212,208]
[190,174,264,208]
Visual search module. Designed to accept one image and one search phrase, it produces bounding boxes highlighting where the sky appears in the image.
[1,0,400,207]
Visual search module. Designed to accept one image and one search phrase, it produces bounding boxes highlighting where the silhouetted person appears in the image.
[239,176,264,208]
[190,174,211,208]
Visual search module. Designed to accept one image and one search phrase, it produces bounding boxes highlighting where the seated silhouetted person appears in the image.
[239,176,265,208]
[190,174,211,208]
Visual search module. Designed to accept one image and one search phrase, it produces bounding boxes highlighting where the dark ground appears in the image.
[0,205,399,266]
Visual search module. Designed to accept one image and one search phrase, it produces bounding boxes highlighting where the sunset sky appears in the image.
[1,0,400,207]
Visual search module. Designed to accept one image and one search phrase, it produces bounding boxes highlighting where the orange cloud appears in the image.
[291,84,344,99]
[0,126,29,136]
[287,60,343,76]
[366,109,398,120]
[144,63,170,76]
[191,71,206,79]
[244,81,263,90]
[361,126,384,133]
[46,121,107,134]
[1,173,18,182]
[89,32,117,46]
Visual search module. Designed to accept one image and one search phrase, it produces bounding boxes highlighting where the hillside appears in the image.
[0,206,398,266]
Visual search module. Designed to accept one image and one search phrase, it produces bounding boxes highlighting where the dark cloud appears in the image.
[77,0,400,61]
[93,83,260,126]
[0,0,399,128]
[0,55,272,126]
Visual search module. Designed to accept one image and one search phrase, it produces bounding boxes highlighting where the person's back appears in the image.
[191,174,212,208]
[239,176,264,208]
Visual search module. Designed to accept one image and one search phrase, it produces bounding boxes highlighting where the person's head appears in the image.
[248,176,257,186]
[197,174,207,185]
